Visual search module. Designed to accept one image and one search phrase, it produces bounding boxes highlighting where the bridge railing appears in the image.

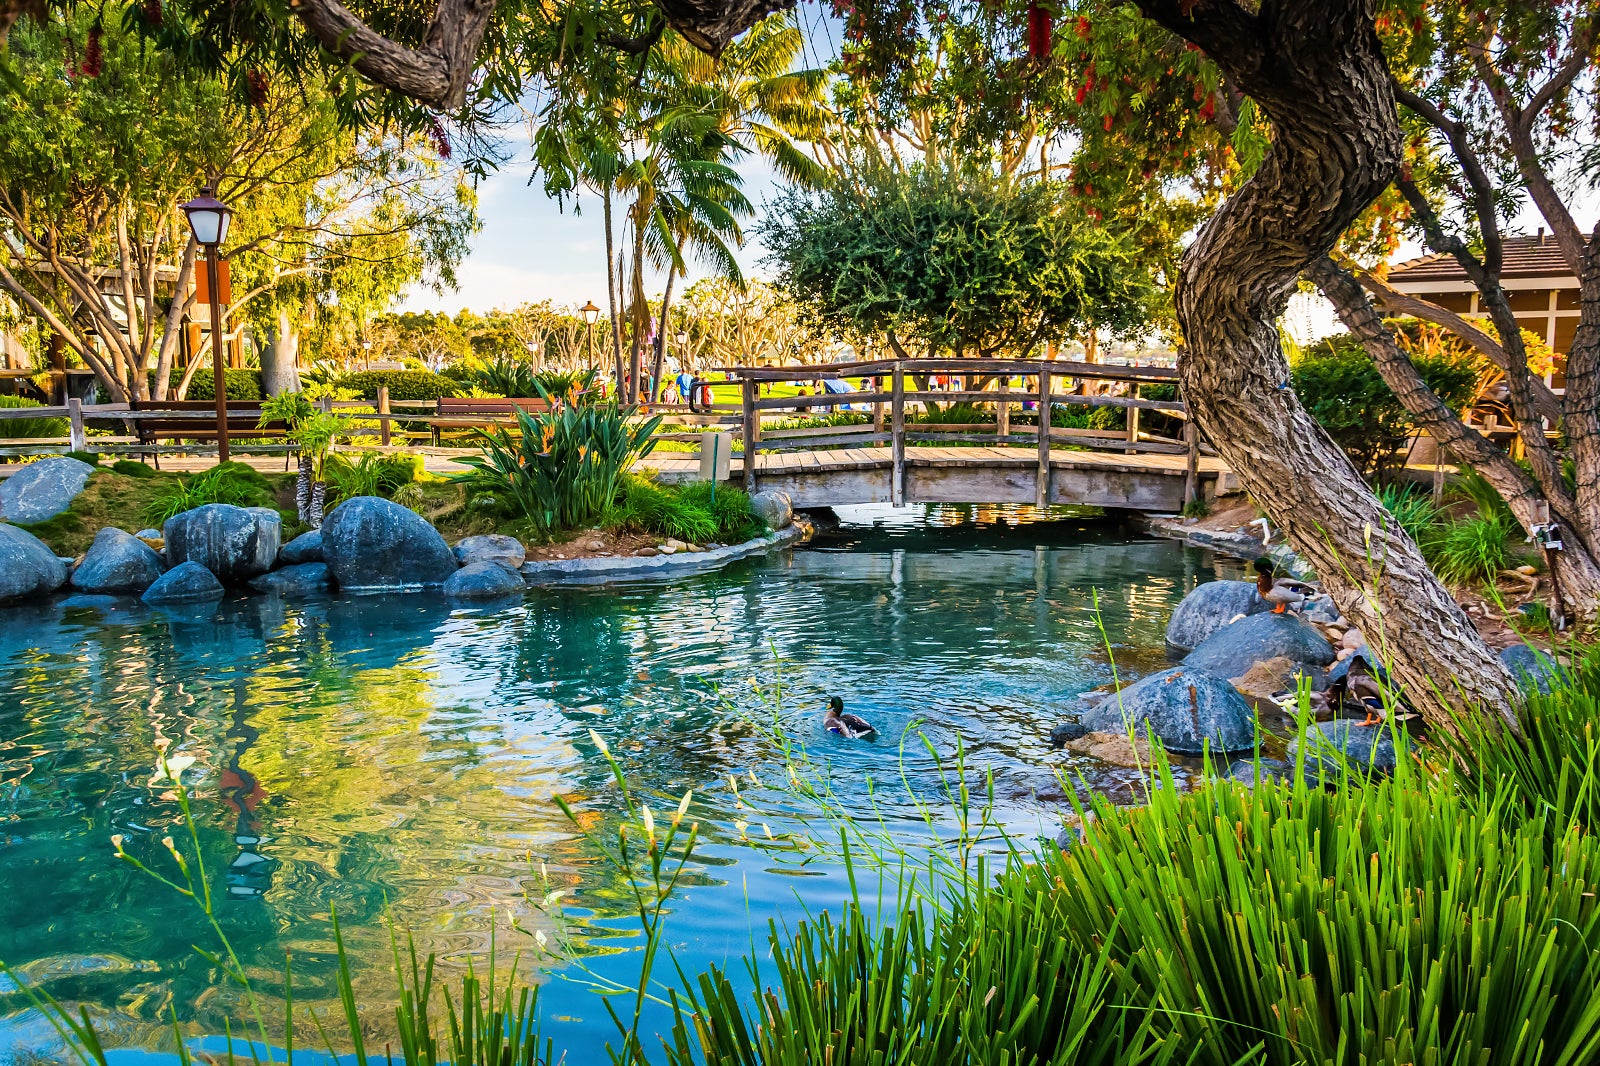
[715,358,1202,507]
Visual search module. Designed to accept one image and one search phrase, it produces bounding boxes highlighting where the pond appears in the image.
[0,506,1241,1062]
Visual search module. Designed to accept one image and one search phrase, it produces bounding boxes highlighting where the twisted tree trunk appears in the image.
[1136,0,1515,724]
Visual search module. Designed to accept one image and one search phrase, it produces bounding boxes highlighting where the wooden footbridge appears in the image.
[640,358,1233,513]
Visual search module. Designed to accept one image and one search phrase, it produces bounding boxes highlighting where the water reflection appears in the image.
[0,507,1240,1060]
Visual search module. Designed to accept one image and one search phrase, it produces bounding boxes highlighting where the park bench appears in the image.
[431,396,556,445]
[129,399,291,468]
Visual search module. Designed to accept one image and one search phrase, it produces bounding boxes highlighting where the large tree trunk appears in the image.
[261,311,303,397]
[652,251,683,403]
[1137,0,1516,723]
[1310,255,1600,620]
[603,188,626,400]
[1561,227,1600,554]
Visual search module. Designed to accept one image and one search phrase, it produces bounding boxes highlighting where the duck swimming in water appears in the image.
[1254,558,1318,615]
[824,697,876,739]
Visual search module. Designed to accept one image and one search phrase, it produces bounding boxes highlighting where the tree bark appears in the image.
[261,311,303,397]
[1564,226,1600,545]
[603,188,626,398]
[1310,255,1600,619]
[1136,0,1516,723]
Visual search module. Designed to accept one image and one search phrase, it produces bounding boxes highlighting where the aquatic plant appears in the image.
[455,396,660,537]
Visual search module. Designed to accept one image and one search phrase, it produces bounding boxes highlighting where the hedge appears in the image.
[335,370,459,402]
[182,368,263,402]
[0,394,68,438]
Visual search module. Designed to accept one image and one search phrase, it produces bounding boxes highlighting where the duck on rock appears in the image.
[1254,558,1318,615]
[824,697,876,739]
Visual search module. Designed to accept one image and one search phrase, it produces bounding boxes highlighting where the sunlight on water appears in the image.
[0,506,1242,1061]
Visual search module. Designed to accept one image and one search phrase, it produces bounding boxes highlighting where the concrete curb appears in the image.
[518,524,805,586]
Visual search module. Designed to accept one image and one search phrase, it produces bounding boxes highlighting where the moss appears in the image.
[110,459,159,479]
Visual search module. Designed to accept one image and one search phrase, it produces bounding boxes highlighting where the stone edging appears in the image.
[1136,515,1309,577]
[517,524,805,586]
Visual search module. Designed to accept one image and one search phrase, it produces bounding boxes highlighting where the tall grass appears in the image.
[605,475,766,543]
[1376,482,1439,543]
[144,462,277,523]
[1424,511,1518,584]
[0,394,67,439]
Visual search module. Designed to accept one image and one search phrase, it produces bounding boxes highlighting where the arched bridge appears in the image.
[639,358,1234,513]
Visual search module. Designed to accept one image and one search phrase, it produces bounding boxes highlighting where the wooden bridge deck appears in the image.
[637,445,1231,511]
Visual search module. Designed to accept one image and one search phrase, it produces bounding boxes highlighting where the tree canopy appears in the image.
[761,165,1155,359]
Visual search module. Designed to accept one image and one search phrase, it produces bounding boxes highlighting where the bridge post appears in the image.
[1184,418,1199,508]
[1034,369,1050,506]
[1125,403,1140,455]
[741,377,758,494]
[890,365,906,506]
[996,379,1010,440]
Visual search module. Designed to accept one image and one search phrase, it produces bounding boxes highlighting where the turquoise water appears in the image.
[0,506,1237,1062]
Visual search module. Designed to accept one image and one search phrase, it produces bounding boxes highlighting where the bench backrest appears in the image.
[436,397,555,417]
[130,399,286,440]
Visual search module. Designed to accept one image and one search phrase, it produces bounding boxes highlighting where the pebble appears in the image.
[636,547,659,557]
[1516,564,1538,576]
[658,544,678,555]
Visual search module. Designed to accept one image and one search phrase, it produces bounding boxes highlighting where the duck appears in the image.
[824,696,876,739]
[1254,558,1318,615]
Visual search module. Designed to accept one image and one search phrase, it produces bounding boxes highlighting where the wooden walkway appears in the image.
[639,445,1231,511]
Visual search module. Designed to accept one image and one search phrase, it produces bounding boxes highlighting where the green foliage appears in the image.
[324,451,422,503]
[111,460,159,479]
[184,369,264,402]
[911,402,993,425]
[1292,332,1479,479]
[1377,483,1441,544]
[0,394,67,439]
[455,402,661,537]
[762,166,1156,357]
[1423,513,1518,585]
[144,462,276,523]
[336,370,459,403]
[607,475,766,544]
[1452,466,1517,524]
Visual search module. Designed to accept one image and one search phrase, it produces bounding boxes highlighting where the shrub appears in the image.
[1377,482,1440,543]
[0,394,67,439]
[324,450,422,504]
[912,402,993,425]
[144,461,275,523]
[183,368,264,401]
[1292,331,1479,479]
[63,449,101,465]
[455,401,660,536]
[607,476,766,543]
[336,370,458,402]
[1423,512,1517,585]
[111,459,159,479]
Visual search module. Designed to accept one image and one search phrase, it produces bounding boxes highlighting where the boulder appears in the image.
[1183,611,1335,682]
[0,522,69,603]
[1228,655,1319,709]
[0,456,94,524]
[1288,720,1407,777]
[141,561,225,605]
[321,496,458,591]
[1061,730,1156,768]
[134,528,162,540]
[1500,644,1561,695]
[749,489,793,532]
[1049,720,1090,748]
[70,527,166,594]
[1080,666,1258,755]
[278,529,324,565]
[163,504,281,584]
[1225,758,1295,787]
[1300,594,1341,624]
[248,562,332,596]
[1164,580,1269,652]
[453,533,526,570]
[444,561,525,600]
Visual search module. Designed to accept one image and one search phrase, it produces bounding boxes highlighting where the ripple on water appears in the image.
[0,508,1243,1060]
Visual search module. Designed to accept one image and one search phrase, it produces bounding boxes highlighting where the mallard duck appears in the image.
[824,697,876,739]
[1254,558,1318,615]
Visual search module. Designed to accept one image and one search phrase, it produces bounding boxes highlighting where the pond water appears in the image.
[0,506,1241,1062]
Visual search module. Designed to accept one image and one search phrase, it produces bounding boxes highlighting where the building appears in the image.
[1386,230,1580,385]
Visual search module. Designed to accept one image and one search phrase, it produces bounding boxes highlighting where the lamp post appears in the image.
[580,300,600,380]
[181,187,234,463]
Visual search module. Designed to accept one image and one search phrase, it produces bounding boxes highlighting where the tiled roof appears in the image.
[1388,234,1575,283]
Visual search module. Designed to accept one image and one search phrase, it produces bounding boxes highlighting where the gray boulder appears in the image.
[278,529,324,565]
[135,528,162,540]
[1288,720,1407,777]
[1500,644,1561,695]
[1184,611,1335,681]
[1049,720,1090,748]
[1225,758,1295,787]
[0,522,69,603]
[142,561,225,605]
[70,527,166,594]
[749,489,793,532]
[321,496,458,591]
[0,456,94,523]
[453,533,526,570]
[1080,665,1258,755]
[444,561,525,600]
[1165,580,1269,652]
[248,562,332,596]
[163,504,281,584]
